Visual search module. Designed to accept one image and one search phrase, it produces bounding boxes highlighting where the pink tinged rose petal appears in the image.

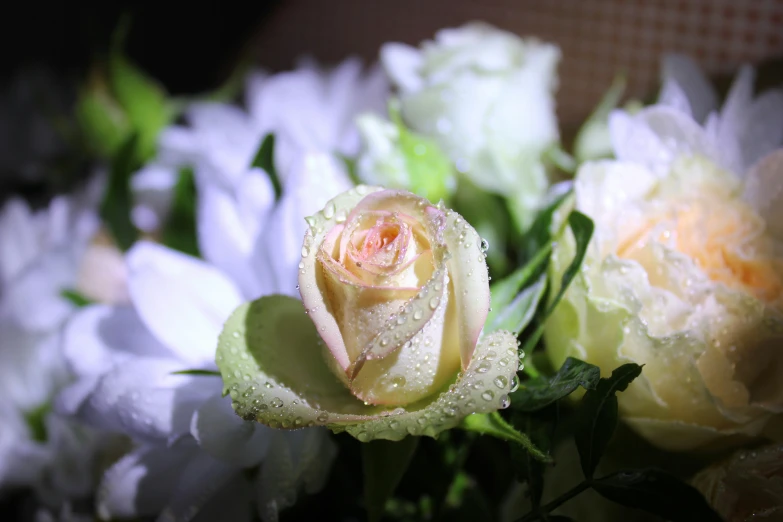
[216,294,519,441]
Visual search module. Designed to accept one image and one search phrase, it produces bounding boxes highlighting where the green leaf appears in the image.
[75,72,130,159]
[170,369,221,377]
[24,402,51,443]
[574,73,626,164]
[108,52,171,162]
[523,189,572,259]
[509,404,558,509]
[486,275,546,336]
[511,357,600,412]
[60,288,94,308]
[485,244,552,333]
[362,437,419,522]
[453,177,511,274]
[391,105,453,202]
[574,363,643,478]
[216,295,521,442]
[160,167,200,257]
[543,145,577,174]
[100,133,140,251]
[460,412,550,462]
[591,469,722,522]
[521,211,594,355]
[250,133,282,200]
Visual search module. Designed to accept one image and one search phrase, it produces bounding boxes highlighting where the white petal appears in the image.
[190,393,271,467]
[156,452,241,522]
[97,440,200,519]
[255,153,352,296]
[62,304,172,379]
[0,198,38,284]
[2,248,77,331]
[131,164,178,232]
[658,78,693,117]
[381,43,424,93]
[127,241,243,366]
[743,149,783,242]
[660,54,718,123]
[255,429,337,522]
[196,170,274,299]
[77,358,221,442]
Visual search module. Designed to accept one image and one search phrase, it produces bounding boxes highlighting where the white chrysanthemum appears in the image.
[545,66,783,451]
[0,190,117,510]
[381,22,560,229]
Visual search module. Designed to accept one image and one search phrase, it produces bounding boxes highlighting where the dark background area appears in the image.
[4,3,282,94]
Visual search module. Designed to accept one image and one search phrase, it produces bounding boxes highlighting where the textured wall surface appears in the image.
[250,0,783,133]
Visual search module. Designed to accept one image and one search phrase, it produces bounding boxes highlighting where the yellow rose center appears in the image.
[617,196,783,307]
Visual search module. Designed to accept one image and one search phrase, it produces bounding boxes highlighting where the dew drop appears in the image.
[510,375,519,392]
[476,361,491,374]
[335,208,347,223]
[301,246,310,257]
[499,394,510,409]
[323,202,336,219]
[232,331,240,339]
[480,238,489,252]
[429,297,440,310]
[357,431,370,442]
[413,309,423,320]
[391,375,406,388]
[317,412,329,423]
[270,398,284,408]
[264,382,274,389]
[481,390,495,401]
[494,376,508,389]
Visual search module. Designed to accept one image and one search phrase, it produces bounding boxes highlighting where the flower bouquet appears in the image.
[2,18,782,522]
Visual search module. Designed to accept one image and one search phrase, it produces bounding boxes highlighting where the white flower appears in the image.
[131,57,387,235]
[0,191,115,509]
[60,152,349,521]
[381,22,561,229]
[544,66,783,451]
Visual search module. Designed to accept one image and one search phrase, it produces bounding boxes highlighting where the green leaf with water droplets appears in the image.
[511,357,600,412]
[215,295,521,442]
[574,363,643,478]
[362,437,419,522]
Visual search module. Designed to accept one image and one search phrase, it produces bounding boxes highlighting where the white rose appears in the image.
[381,22,561,229]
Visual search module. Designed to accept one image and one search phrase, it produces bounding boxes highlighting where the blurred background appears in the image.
[4,0,783,200]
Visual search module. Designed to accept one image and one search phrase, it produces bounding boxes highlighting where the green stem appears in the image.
[516,480,591,522]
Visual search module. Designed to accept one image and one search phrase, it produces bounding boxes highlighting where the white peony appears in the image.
[544,66,783,451]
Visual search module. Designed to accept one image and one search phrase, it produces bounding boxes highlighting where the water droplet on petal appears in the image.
[476,361,491,374]
[510,375,519,392]
[499,394,510,409]
[301,246,310,257]
[481,390,495,401]
[270,398,283,408]
[392,376,406,388]
[494,376,508,389]
[323,202,335,219]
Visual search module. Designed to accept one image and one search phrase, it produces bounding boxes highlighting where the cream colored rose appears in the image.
[301,187,491,405]
[217,186,519,441]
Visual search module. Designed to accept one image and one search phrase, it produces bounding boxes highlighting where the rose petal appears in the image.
[441,206,491,367]
[299,185,385,371]
[216,295,519,442]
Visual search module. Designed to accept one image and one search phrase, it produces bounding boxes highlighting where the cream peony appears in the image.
[544,69,783,451]
[217,187,519,441]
